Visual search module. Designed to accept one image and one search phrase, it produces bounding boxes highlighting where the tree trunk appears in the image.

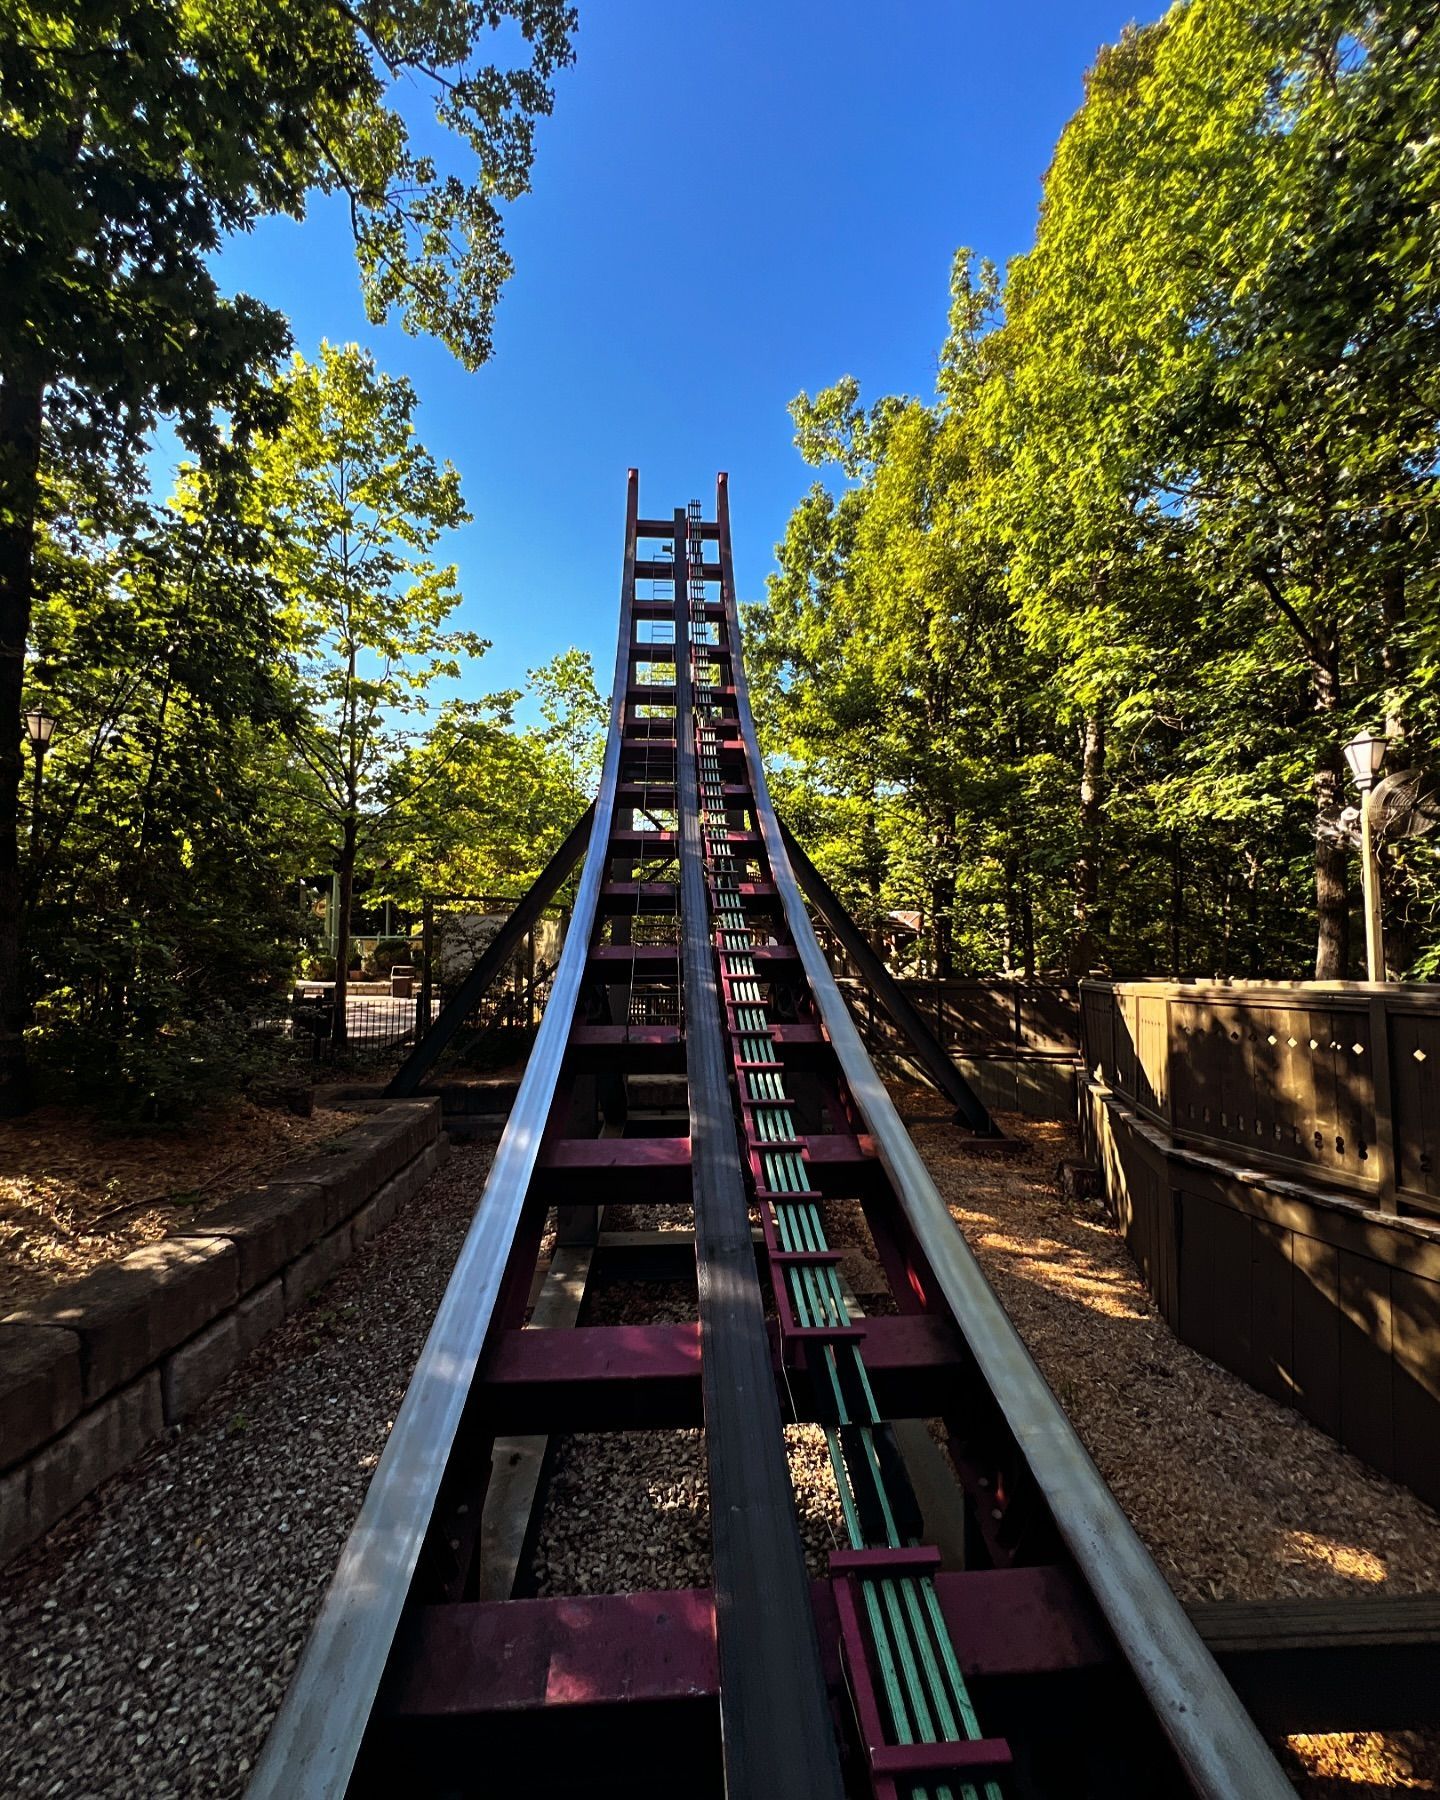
[1313,743,1349,978]
[928,809,957,979]
[1068,711,1106,977]
[331,813,358,1044]
[1312,654,1349,979]
[0,367,46,1114]
[1169,832,1184,977]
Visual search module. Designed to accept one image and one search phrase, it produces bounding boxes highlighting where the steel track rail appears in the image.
[246,472,643,1800]
[672,506,846,1800]
[713,473,1294,1800]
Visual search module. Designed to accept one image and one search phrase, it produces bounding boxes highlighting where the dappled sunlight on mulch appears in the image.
[887,1082,1440,1795]
[0,1100,353,1310]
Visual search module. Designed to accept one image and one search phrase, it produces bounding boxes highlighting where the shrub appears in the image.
[29,999,278,1124]
[369,936,413,974]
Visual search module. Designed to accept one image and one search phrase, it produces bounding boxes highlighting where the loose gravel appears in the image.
[0,1141,494,1800]
[894,1085,1440,1796]
[530,1422,845,1597]
[8,1083,1440,1798]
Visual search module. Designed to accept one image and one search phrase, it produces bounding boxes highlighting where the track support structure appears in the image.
[385,803,594,1098]
[777,815,999,1135]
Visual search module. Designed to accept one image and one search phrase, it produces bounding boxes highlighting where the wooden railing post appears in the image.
[1369,990,1398,1211]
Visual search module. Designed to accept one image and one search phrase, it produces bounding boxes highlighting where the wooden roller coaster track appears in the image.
[248,473,1294,1800]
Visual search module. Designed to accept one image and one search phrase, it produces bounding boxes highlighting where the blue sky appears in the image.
[206,0,1149,706]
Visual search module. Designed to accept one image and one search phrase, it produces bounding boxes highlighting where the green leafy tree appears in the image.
[1,0,576,1104]
[257,343,481,1039]
[23,460,310,1116]
[530,647,607,798]
[995,0,1440,976]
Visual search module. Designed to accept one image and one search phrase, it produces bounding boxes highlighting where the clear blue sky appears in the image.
[207,0,1148,704]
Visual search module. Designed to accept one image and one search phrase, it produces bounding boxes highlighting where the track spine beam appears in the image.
[674,505,845,1800]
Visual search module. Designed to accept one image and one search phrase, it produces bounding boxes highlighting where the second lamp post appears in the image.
[1343,729,1387,982]
[24,707,55,859]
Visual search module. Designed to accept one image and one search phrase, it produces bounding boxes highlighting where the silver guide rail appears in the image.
[246,474,642,1800]
[712,474,1293,1800]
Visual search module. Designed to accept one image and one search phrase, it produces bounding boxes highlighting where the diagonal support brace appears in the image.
[385,804,595,1098]
[776,814,998,1136]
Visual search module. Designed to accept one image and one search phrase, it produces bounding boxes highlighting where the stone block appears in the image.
[3,1373,164,1563]
[273,1101,439,1233]
[278,1147,380,1232]
[352,1142,441,1246]
[0,1323,83,1470]
[283,1224,353,1310]
[161,1314,240,1424]
[4,1239,237,1406]
[0,1460,26,1564]
[175,1179,328,1292]
[236,1277,285,1355]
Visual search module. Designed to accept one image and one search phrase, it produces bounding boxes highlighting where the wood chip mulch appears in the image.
[0,1100,354,1311]
[890,1082,1440,1796]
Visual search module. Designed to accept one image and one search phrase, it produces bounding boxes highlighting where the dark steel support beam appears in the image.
[673,505,846,1800]
[775,813,997,1136]
[385,805,594,1098]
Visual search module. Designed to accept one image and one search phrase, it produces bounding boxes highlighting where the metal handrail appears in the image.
[714,472,1293,1800]
[246,471,642,1800]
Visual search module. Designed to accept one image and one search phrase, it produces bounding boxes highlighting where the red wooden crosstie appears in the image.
[250,474,1296,1800]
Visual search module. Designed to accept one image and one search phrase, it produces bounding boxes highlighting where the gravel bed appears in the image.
[582,1278,697,1326]
[892,1085,1440,1796]
[0,1142,495,1800]
[530,1423,844,1597]
[601,1202,693,1234]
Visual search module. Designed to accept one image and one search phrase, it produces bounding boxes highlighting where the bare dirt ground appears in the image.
[0,1100,353,1310]
[893,1082,1440,1797]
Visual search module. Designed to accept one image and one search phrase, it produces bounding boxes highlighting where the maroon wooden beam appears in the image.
[587,944,681,969]
[533,1131,875,1204]
[600,881,682,911]
[381,1566,1109,1721]
[609,827,677,846]
[477,1314,964,1432]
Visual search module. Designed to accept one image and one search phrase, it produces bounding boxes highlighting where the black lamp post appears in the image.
[24,708,55,857]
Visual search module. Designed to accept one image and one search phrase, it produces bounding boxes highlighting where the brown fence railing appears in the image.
[1080,979,1440,1220]
[815,954,1079,1118]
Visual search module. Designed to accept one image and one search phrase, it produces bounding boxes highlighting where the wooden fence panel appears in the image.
[1338,1250,1394,1477]
[1391,1007,1440,1206]
[1392,1268,1440,1499]
[1084,982,1414,1209]
[1250,1219,1295,1408]
[1291,1233,1342,1440]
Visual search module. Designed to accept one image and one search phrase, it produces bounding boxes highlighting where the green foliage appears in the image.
[758,0,1440,981]
[367,937,413,974]
[30,998,274,1124]
[20,452,312,1114]
[1,0,576,1105]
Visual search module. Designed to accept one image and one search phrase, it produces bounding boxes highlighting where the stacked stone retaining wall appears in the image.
[0,1098,446,1565]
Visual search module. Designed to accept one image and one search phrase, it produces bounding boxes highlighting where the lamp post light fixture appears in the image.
[23,708,55,858]
[1343,728,1388,982]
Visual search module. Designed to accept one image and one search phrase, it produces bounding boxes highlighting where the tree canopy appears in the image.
[2,0,576,1105]
[753,0,1440,982]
